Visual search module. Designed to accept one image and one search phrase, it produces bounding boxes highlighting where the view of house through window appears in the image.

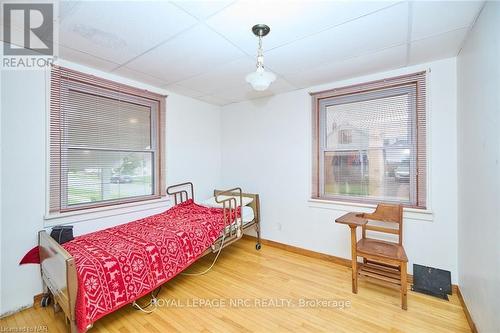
[323,91,415,203]
[312,72,426,208]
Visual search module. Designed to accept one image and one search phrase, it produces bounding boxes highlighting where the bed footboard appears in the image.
[214,187,244,248]
[214,189,261,250]
[38,230,78,332]
[167,183,260,252]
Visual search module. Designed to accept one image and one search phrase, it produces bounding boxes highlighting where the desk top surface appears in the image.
[335,212,367,227]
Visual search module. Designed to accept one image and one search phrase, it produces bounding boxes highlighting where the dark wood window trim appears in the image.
[311,71,427,209]
[49,65,167,213]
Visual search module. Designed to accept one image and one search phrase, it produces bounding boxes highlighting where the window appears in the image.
[49,66,166,213]
[311,72,426,208]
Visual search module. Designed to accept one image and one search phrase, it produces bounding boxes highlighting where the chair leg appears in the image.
[400,262,407,310]
[350,227,358,294]
[352,258,358,294]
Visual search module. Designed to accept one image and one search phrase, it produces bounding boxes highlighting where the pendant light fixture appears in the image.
[245,24,276,91]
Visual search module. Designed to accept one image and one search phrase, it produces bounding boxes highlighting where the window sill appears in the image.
[308,198,433,222]
[44,197,171,227]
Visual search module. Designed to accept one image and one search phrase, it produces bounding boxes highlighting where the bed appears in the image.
[38,182,261,332]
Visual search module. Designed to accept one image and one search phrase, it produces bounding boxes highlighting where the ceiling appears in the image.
[9,1,484,106]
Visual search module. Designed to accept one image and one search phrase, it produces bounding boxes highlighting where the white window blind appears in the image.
[50,66,166,213]
[311,72,426,208]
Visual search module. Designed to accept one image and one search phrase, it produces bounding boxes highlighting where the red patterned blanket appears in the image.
[62,200,227,332]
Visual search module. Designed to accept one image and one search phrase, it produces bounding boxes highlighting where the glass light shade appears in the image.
[245,67,276,91]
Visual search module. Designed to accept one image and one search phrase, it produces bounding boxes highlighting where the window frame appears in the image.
[49,66,167,213]
[311,72,427,209]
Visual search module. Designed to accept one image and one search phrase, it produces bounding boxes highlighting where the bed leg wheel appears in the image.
[41,295,51,307]
[255,243,262,250]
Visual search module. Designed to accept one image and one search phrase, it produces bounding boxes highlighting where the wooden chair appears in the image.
[336,204,408,310]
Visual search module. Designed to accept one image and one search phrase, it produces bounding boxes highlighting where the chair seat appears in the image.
[357,238,408,262]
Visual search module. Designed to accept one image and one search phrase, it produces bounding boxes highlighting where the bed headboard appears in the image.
[166,182,194,205]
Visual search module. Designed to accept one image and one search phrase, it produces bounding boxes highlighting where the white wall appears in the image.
[457,3,500,332]
[0,66,3,314]
[221,58,459,282]
[0,61,222,316]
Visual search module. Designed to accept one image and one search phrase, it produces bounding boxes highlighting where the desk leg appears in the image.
[350,226,358,294]
[401,262,408,310]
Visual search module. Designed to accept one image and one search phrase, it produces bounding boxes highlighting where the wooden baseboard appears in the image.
[248,235,352,267]
[245,235,458,295]
[457,287,478,333]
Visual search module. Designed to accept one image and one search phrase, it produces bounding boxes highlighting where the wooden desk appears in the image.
[335,212,367,293]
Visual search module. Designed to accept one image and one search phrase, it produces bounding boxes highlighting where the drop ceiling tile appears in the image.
[123,24,245,85]
[264,2,409,76]
[213,77,297,103]
[173,0,234,19]
[195,95,232,106]
[409,28,468,65]
[59,1,81,21]
[174,57,255,95]
[112,66,170,88]
[207,0,399,55]
[285,44,407,89]
[164,83,205,98]
[411,1,483,40]
[59,1,197,64]
[58,45,119,72]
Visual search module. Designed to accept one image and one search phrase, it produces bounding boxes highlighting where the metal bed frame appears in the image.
[38,182,260,332]
[212,187,261,250]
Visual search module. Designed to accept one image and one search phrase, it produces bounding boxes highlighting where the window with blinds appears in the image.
[50,66,166,213]
[311,72,426,208]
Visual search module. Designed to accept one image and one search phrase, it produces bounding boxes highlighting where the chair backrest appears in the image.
[361,204,403,245]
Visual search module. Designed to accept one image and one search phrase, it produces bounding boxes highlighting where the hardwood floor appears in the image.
[0,237,471,333]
